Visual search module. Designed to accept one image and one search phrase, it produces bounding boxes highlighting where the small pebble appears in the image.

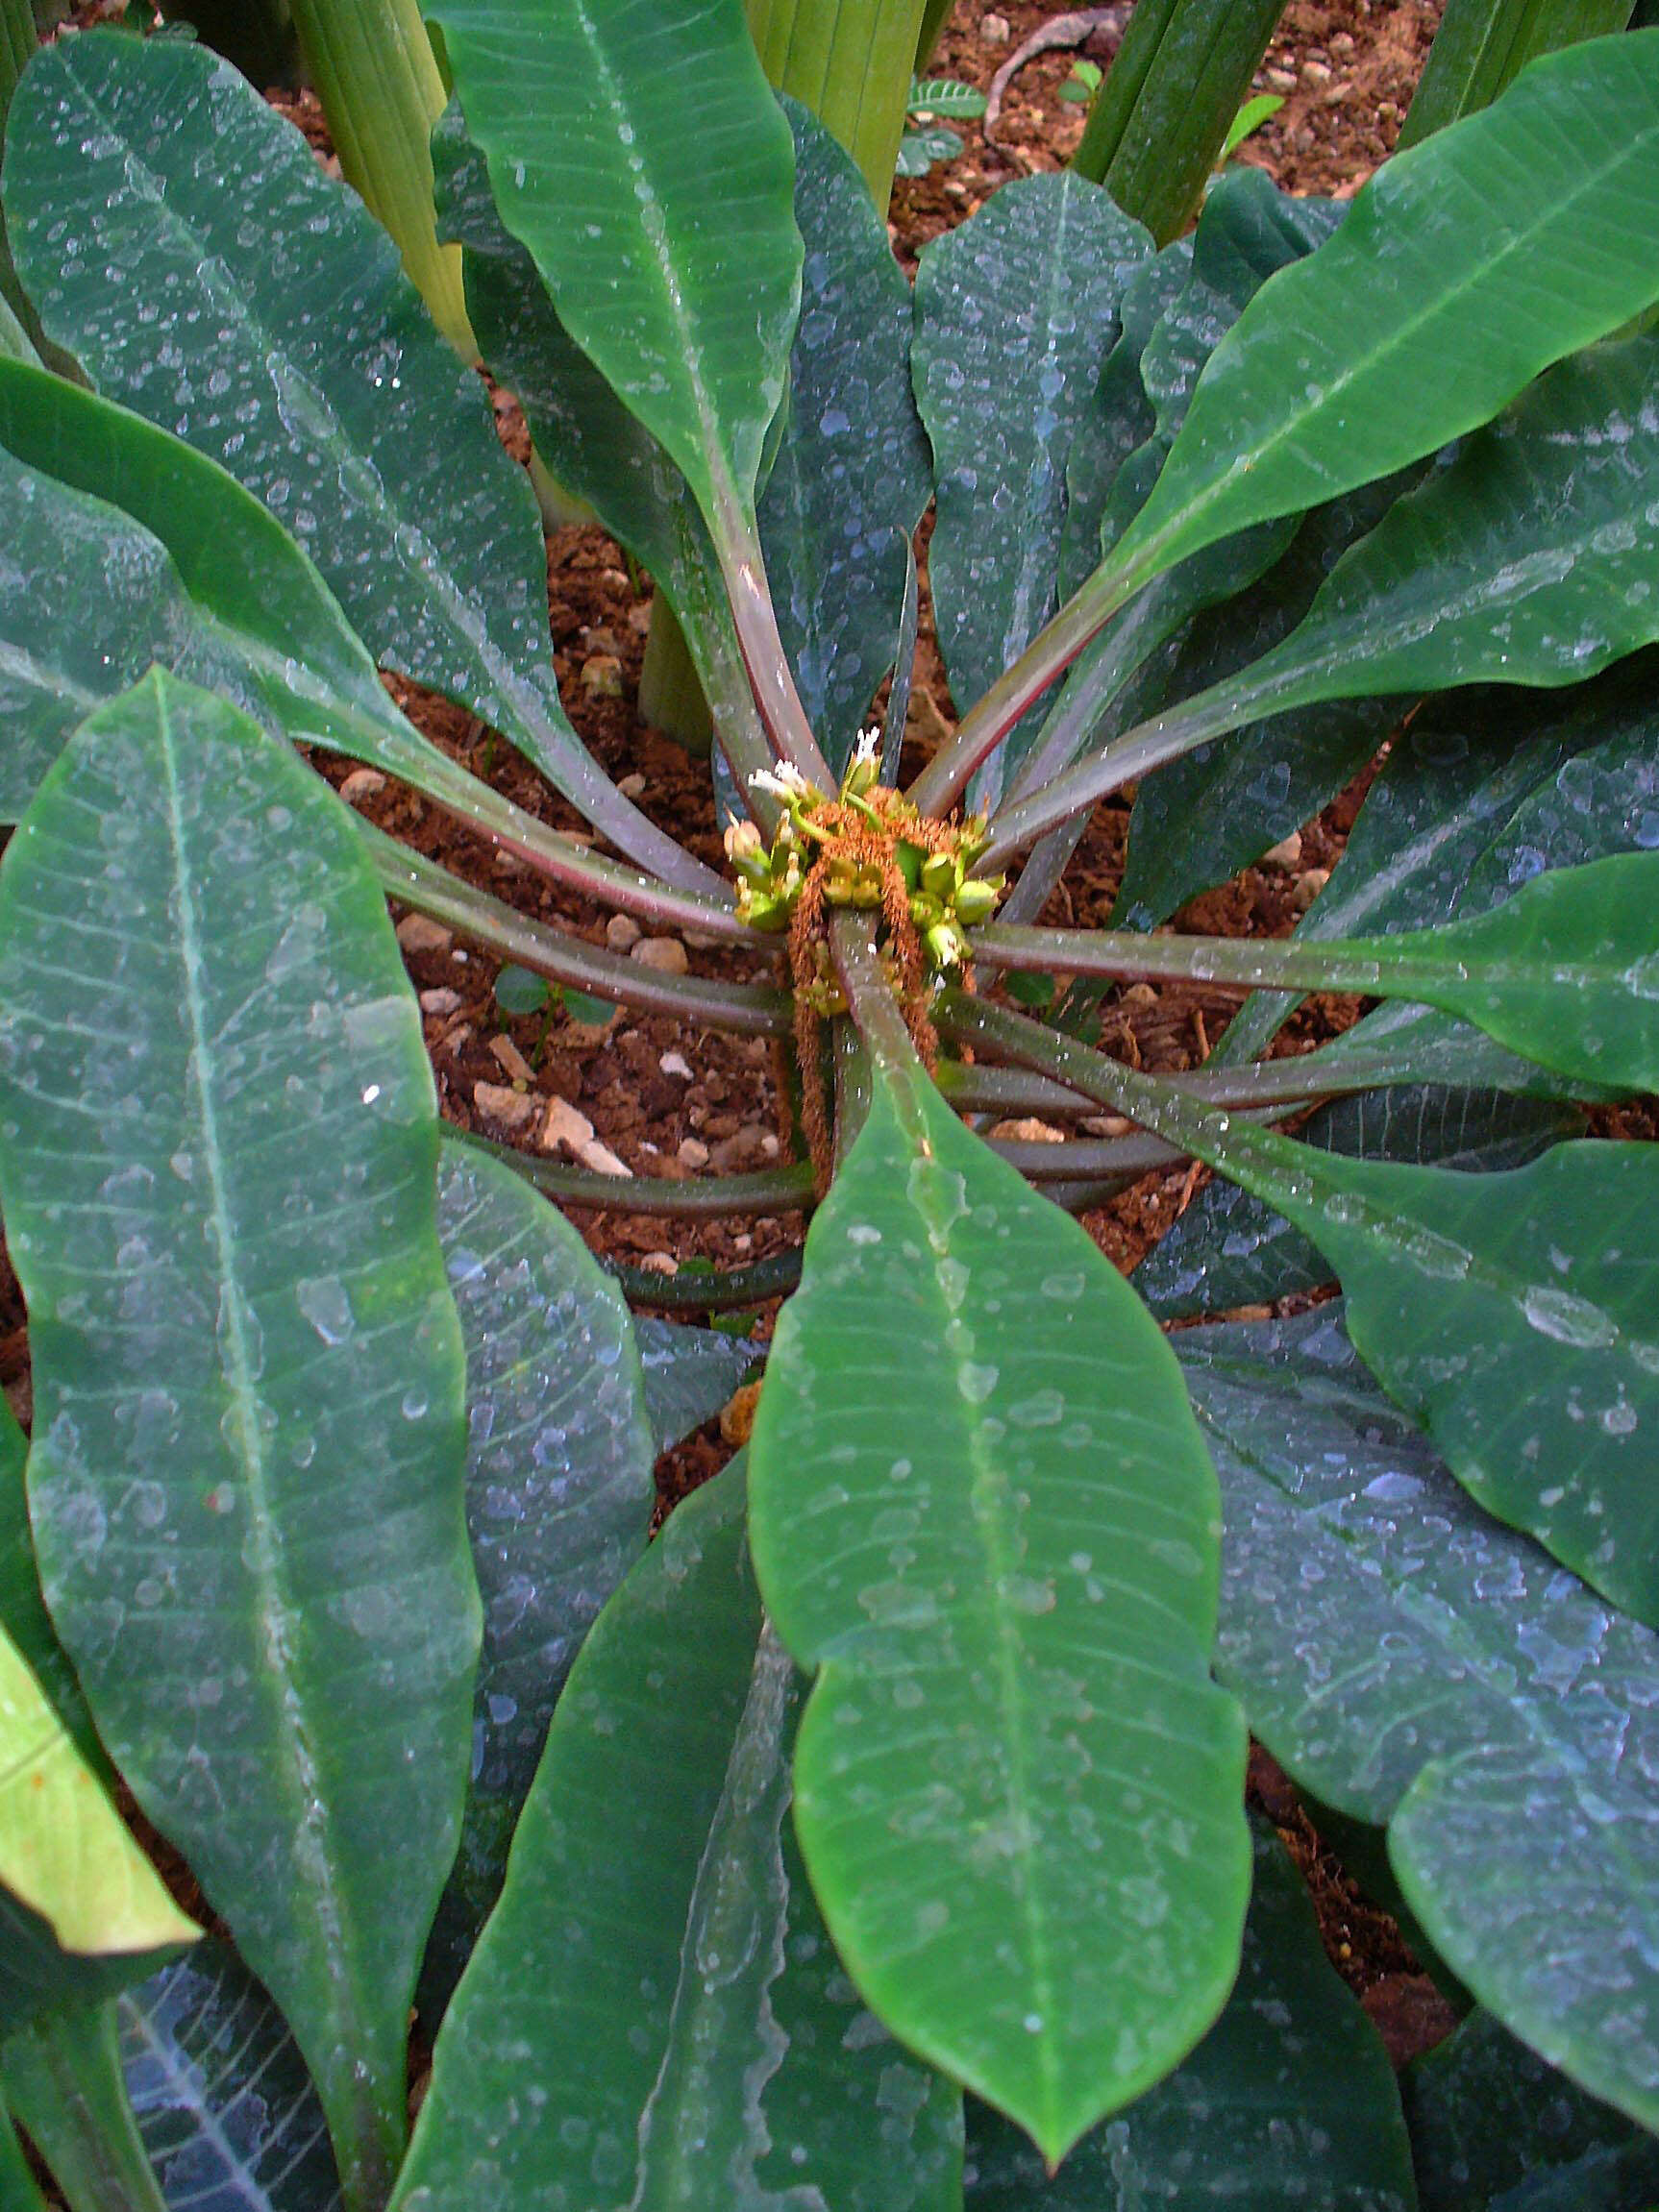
[677,1137,710,1169]
[1080,1114,1133,1138]
[637,1251,679,1277]
[683,928,726,951]
[1292,867,1331,911]
[992,1118,1066,1144]
[659,1049,694,1081]
[616,773,647,799]
[473,1082,537,1133]
[1262,830,1303,871]
[1122,981,1158,1007]
[489,1035,534,1085]
[981,10,1011,41]
[575,1137,631,1178]
[631,936,689,976]
[581,652,624,698]
[606,913,642,951]
[419,988,462,1017]
[732,1232,753,1255]
[396,915,453,955]
[542,1096,596,1155]
[338,769,386,805]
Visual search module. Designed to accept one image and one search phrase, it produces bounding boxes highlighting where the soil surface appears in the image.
[29,0,1628,2119]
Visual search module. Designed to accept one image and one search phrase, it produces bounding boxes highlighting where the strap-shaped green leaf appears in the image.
[1101,34,1659,602]
[421,1136,653,2012]
[1185,1304,1659,2132]
[428,0,801,539]
[2,33,702,889]
[748,1064,1250,2166]
[965,1822,1415,2208]
[393,1462,962,2209]
[0,672,480,2208]
[120,1939,345,2211]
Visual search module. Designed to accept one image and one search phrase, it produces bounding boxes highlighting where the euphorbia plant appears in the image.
[1,3,1659,2205]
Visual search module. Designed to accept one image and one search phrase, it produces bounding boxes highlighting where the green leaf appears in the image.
[0,2090,46,2212]
[2,33,699,885]
[1135,1084,1578,1319]
[3,2003,172,2212]
[748,1066,1250,2164]
[491,964,550,1017]
[0,1389,105,1778]
[897,124,963,175]
[1101,34,1659,601]
[632,1316,762,1455]
[913,173,1151,803]
[1401,0,1639,148]
[119,1939,344,2211]
[0,1621,197,1980]
[1184,1303,1659,2133]
[0,672,479,2207]
[392,1462,962,2210]
[428,0,801,540]
[909,75,988,118]
[421,1136,653,2010]
[1405,2007,1659,2212]
[964,1822,1415,2208]
[758,98,932,776]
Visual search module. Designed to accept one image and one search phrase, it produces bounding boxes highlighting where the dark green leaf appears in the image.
[1135,1085,1578,1319]
[1100,36,1659,601]
[749,1065,1249,2164]
[632,1316,762,1456]
[428,0,800,536]
[491,965,550,1017]
[913,173,1151,802]
[1404,2006,1659,2212]
[421,1137,653,2009]
[120,1939,345,2211]
[897,124,963,174]
[0,673,478,2204]
[758,99,931,777]
[5,34,696,885]
[0,2089,45,2212]
[392,1462,962,2210]
[1184,1303,1659,2129]
[964,1822,1414,2209]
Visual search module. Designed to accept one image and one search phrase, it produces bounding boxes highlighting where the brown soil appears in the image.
[16,0,1627,2129]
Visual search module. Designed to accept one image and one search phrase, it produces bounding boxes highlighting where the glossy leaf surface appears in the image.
[913,173,1151,802]
[964,1823,1414,2209]
[120,1940,344,2212]
[1185,1304,1659,2127]
[0,673,478,2204]
[429,0,800,534]
[422,1137,653,2005]
[1135,1084,1577,1319]
[633,1317,762,1455]
[1101,35,1659,600]
[0,1389,102,1774]
[749,1065,1249,2163]
[3,34,692,881]
[1405,2006,1659,2212]
[394,1462,962,2210]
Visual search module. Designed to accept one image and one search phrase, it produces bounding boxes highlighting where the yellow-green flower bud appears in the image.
[953,876,1001,926]
[925,920,969,969]
[920,849,957,900]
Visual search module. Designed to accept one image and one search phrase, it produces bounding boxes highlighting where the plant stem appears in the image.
[972,919,1462,1002]
[365,832,791,1037]
[638,599,714,755]
[1,2003,169,2212]
[747,0,929,204]
[289,0,476,359]
[463,1130,815,1216]
[715,521,836,790]
[606,1248,803,1311]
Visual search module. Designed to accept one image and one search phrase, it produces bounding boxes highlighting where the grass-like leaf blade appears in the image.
[0,672,479,2206]
[748,1066,1250,2164]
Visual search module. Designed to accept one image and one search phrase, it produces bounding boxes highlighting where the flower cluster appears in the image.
[724,729,1003,971]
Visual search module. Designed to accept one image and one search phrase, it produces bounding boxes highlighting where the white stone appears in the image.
[659,1050,694,1080]
[606,913,643,951]
[338,769,386,805]
[541,1096,596,1155]
[631,936,689,976]
[575,1138,632,1178]
[396,915,453,955]
[473,1082,536,1133]
[419,988,462,1016]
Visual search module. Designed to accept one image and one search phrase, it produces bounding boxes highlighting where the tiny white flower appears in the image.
[749,761,810,803]
[853,725,881,768]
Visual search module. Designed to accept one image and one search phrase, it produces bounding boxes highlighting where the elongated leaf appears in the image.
[422,1136,653,2009]
[1135,1084,1577,1319]
[964,1822,1414,2209]
[1405,2007,1659,2212]
[0,2090,45,2212]
[0,1388,104,1778]
[0,673,479,2206]
[633,1316,763,1455]
[0,1620,196,1989]
[2,34,697,884]
[913,173,1151,802]
[758,98,931,775]
[392,1461,962,2210]
[1182,1303,1659,2130]
[3,2003,172,2212]
[1401,0,1638,147]
[1100,35,1659,600]
[748,1063,1250,2165]
[120,1940,344,2212]
[428,0,800,537]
